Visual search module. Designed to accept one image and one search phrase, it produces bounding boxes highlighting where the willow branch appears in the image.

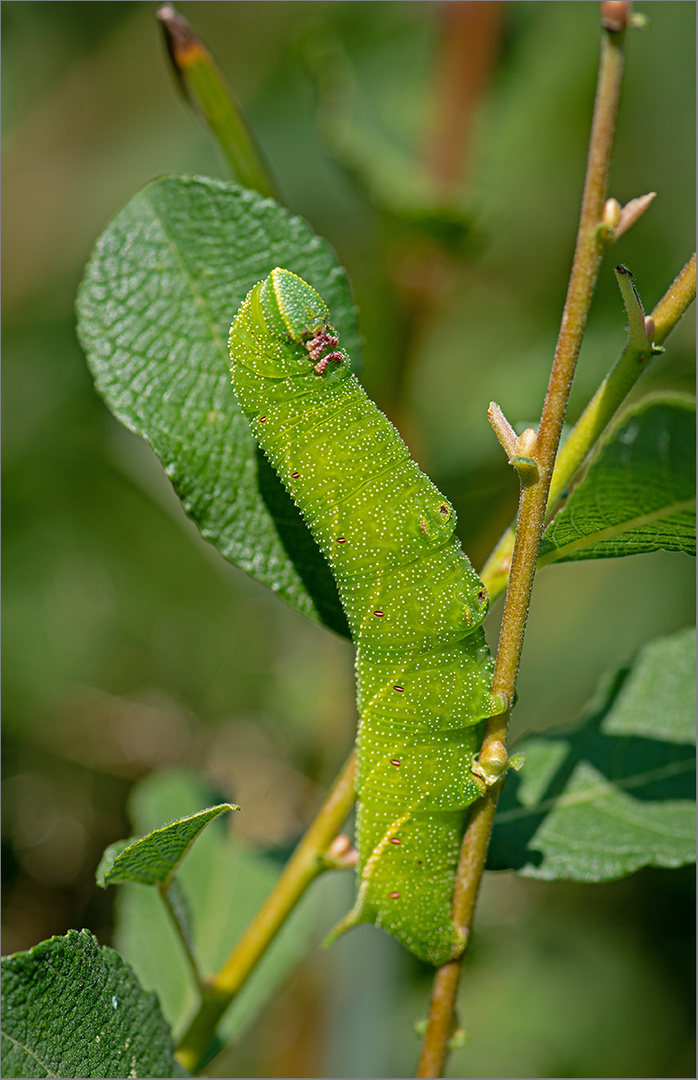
[416,7,629,1075]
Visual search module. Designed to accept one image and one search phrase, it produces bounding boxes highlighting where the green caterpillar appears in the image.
[229,268,501,965]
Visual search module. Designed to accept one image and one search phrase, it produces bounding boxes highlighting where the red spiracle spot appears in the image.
[389,837,401,845]
[393,685,404,693]
[259,416,267,423]
[374,610,384,617]
[390,759,401,767]
[438,502,450,516]
[291,472,300,479]
[336,537,347,544]
[388,892,401,899]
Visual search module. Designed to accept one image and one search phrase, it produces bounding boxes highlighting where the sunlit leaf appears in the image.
[77,176,360,638]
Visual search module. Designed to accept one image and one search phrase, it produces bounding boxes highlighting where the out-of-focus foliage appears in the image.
[3,3,695,1077]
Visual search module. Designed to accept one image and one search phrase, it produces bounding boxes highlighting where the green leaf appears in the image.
[76,175,359,638]
[96,803,238,889]
[489,627,696,881]
[1,929,176,1079]
[111,771,321,1043]
[539,394,696,564]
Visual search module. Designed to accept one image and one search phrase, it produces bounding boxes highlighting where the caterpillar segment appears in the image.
[229,268,503,965]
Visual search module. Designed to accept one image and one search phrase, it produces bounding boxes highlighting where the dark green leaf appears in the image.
[1,929,176,1078]
[96,803,237,889]
[489,627,696,880]
[76,175,358,638]
[539,394,696,564]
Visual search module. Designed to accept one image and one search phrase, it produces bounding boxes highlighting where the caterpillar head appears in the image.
[261,268,347,377]
[261,268,329,340]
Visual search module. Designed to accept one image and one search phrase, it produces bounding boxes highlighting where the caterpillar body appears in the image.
[229,268,501,965]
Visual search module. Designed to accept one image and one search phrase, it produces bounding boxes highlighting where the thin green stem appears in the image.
[156,4,279,198]
[175,751,356,1075]
[158,880,206,995]
[416,12,628,1077]
[480,251,696,601]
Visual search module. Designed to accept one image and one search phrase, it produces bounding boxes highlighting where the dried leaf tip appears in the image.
[156,3,207,77]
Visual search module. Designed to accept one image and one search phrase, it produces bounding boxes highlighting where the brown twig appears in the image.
[416,6,630,1075]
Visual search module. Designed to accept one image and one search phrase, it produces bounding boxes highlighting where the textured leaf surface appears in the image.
[1,929,176,1079]
[539,395,696,564]
[111,771,320,1043]
[489,627,696,880]
[76,175,361,637]
[96,803,237,888]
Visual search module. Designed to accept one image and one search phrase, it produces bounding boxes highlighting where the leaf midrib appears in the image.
[540,496,696,565]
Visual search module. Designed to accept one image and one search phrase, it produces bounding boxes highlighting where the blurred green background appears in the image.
[2,2,695,1077]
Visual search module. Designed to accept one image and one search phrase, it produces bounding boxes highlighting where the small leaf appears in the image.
[97,803,237,889]
[112,771,322,1042]
[489,628,696,881]
[1,929,176,1078]
[77,176,358,638]
[539,394,696,564]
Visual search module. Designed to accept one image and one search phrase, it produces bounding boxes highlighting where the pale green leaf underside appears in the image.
[540,395,696,564]
[77,175,361,638]
[0,929,176,1078]
[97,803,237,888]
[489,627,696,881]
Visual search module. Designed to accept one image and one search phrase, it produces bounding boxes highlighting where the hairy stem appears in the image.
[416,9,629,1076]
[175,751,356,1074]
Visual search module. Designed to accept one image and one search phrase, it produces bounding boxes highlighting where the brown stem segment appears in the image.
[416,10,628,1077]
[175,751,356,1074]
